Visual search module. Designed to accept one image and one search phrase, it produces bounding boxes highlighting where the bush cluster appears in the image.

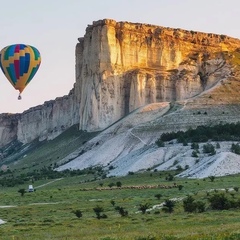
[0,166,106,187]
[208,193,240,210]
[158,122,240,144]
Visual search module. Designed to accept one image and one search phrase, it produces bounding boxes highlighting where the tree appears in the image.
[155,139,165,147]
[108,182,115,188]
[73,210,83,218]
[116,181,122,187]
[93,205,105,219]
[176,165,183,171]
[110,200,115,206]
[203,143,216,155]
[234,187,239,192]
[178,185,184,191]
[18,188,26,196]
[192,151,198,158]
[209,176,215,182]
[138,203,151,214]
[115,206,128,217]
[162,199,175,213]
[195,201,206,213]
[183,195,197,213]
[182,139,188,146]
[208,193,231,210]
[231,143,240,155]
[183,195,206,213]
[191,142,199,150]
[154,193,162,200]
[166,174,174,181]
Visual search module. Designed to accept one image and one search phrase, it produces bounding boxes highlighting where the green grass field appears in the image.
[0,171,240,240]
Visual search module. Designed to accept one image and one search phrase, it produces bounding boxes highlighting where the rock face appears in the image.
[76,19,240,131]
[0,113,19,147]
[1,18,240,149]
[0,88,79,147]
[17,89,79,144]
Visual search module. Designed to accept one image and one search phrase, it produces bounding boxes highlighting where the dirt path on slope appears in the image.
[34,178,64,189]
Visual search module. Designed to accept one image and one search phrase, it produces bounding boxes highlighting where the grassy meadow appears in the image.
[0,171,240,239]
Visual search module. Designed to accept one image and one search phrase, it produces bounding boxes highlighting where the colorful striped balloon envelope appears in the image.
[0,44,41,99]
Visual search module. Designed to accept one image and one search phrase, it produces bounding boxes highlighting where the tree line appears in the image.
[157,122,240,144]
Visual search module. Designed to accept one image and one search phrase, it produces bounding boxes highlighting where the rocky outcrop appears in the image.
[0,88,79,147]
[0,113,19,147]
[17,89,79,144]
[76,19,240,131]
[1,19,240,149]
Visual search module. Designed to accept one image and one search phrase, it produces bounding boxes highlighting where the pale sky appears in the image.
[0,0,239,113]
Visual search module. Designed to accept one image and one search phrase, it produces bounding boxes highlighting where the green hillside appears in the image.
[1,124,99,174]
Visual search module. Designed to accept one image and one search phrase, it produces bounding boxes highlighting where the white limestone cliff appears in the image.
[75,19,239,131]
[0,88,79,147]
[17,89,79,144]
[1,19,240,148]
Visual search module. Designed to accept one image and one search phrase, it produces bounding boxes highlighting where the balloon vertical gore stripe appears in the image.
[14,59,20,79]
[24,53,30,73]
[19,56,25,76]
[7,64,17,84]
[27,66,39,85]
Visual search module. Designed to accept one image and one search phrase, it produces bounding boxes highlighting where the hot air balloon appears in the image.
[0,44,41,100]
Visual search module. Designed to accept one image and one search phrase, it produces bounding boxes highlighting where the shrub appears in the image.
[18,188,26,196]
[155,139,165,147]
[108,182,115,188]
[138,203,151,214]
[231,143,240,155]
[203,143,216,155]
[109,165,114,170]
[183,195,197,213]
[154,193,162,200]
[93,205,105,219]
[162,199,175,213]
[73,210,83,218]
[116,181,122,187]
[195,201,206,213]
[183,196,205,213]
[178,185,184,191]
[234,187,239,192]
[192,151,198,158]
[183,139,188,146]
[173,160,179,165]
[209,176,215,182]
[208,193,231,210]
[165,174,174,181]
[176,165,183,171]
[115,206,128,217]
[191,142,199,150]
[110,200,115,206]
